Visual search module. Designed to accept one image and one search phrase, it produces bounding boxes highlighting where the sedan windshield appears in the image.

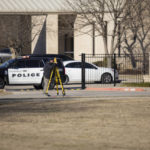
[0,59,15,68]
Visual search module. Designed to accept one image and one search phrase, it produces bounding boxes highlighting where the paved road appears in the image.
[1,85,150,101]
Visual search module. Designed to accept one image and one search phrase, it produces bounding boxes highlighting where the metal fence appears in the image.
[81,53,149,88]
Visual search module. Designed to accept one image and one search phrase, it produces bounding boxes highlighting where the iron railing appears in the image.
[81,53,149,88]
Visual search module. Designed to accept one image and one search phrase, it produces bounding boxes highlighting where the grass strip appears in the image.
[122,82,150,87]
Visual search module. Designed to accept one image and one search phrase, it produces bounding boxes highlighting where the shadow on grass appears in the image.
[0,97,98,115]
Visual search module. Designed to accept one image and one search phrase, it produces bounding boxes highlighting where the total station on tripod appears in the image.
[43,57,66,96]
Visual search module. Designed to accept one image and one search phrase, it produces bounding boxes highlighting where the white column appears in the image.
[31,15,47,54]
[74,15,92,61]
[46,14,58,54]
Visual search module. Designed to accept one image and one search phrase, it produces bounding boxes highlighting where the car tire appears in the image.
[64,75,69,84]
[49,78,55,89]
[42,78,55,90]
[33,84,42,90]
[0,77,5,89]
[101,73,112,84]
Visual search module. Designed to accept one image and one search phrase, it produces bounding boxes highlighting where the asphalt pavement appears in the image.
[0,84,150,100]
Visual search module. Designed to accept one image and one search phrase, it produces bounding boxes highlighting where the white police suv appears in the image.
[0,56,66,89]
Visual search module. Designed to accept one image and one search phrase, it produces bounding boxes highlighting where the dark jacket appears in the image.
[44,62,55,79]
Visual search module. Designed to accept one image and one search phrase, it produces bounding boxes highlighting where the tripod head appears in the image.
[54,57,57,64]
[46,57,65,96]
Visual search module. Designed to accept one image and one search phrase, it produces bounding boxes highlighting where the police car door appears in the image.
[8,59,28,84]
[8,59,43,84]
[25,59,43,84]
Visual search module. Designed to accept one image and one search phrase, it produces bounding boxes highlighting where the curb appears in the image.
[86,87,145,92]
[0,89,6,92]
[6,88,82,92]
[0,89,10,95]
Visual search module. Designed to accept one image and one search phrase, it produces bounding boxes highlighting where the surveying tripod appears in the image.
[46,58,65,96]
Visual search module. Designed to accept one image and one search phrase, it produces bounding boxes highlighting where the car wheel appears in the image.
[0,77,5,89]
[42,78,55,90]
[101,73,112,84]
[49,78,55,89]
[64,75,69,84]
[33,84,42,90]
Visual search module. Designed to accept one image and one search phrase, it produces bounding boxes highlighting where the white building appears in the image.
[0,0,113,60]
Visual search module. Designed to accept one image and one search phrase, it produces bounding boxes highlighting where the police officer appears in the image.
[43,59,56,96]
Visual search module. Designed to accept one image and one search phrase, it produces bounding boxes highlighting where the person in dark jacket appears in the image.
[43,59,56,96]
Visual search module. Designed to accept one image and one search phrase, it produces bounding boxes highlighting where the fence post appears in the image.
[81,53,86,89]
[114,53,116,87]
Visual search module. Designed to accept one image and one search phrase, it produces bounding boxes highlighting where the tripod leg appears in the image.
[46,69,54,94]
[55,70,59,95]
[56,67,65,96]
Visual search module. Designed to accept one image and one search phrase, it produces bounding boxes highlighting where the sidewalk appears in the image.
[86,87,146,92]
[1,85,150,100]
[2,84,150,92]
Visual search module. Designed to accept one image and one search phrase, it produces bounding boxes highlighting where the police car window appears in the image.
[43,58,49,65]
[44,58,63,68]
[14,60,26,68]
[26,60,40,68]
[56,60,63,68]
[39,60,44,67]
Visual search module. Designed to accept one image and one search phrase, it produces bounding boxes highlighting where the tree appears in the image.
[122,0,142,68]
[67,0,130,55]
[0,15,46,58]
[122,0,150,72]
[0,15,29,58]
